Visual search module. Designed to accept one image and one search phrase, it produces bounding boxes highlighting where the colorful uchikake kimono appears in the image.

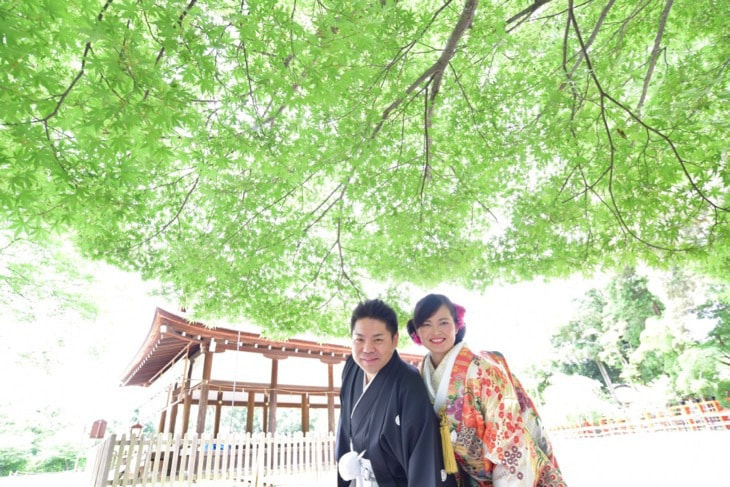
[336,351,456,487]
[420,342,566,487]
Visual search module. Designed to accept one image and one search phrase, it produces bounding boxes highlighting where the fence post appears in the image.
[110,434,128,486]
[88,434,116,487]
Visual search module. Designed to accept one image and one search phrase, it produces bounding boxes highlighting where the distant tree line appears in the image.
[534,267,729,410]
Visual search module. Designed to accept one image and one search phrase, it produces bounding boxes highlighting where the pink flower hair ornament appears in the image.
[454,304,466,330]
[409,303,466,345]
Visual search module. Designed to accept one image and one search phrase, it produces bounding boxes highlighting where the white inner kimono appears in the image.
[342,374,379,487]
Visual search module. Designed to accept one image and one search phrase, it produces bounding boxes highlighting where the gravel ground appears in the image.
[0,470,336,487]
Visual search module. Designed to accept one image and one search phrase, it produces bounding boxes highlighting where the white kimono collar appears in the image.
[422,341,465,413]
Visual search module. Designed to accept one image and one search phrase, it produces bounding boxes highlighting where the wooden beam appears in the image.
[200,379,340,395]
[175,399,338,409]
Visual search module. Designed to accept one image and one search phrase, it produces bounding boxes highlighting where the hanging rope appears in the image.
[182,343,190,399]
[229,329,241,433]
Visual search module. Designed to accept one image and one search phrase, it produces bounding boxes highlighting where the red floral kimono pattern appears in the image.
[444,346,566,486]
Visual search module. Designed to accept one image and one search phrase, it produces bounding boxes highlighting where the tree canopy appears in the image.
[2,0,728,335]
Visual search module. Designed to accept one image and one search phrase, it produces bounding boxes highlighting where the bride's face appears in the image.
[416,305,457,358]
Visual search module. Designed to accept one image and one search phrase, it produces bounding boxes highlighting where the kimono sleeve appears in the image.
[471,354,540,486]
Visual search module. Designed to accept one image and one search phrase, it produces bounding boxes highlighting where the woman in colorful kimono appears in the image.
[407,293,566,487]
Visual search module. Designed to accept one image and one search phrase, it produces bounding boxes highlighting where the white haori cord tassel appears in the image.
[338,450,368,487]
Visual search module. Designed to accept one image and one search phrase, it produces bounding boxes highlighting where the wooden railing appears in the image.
[88,431,336,486]
[549,400,730,439]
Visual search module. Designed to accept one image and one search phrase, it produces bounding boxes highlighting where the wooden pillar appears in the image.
[159,384,172,433]
[168,401,179,435]
[262,395,269,434]
[246,391,255,433]
[301,394,310,435]
[214,390,223,437]
[267,359,278,435]
[195,343,214,435]
[182,392,192,436]
[327,363,336,433]
[181,346,193,436]
[158,409,168,434]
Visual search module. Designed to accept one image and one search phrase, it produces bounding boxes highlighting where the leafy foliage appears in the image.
[0,447,29,476]
[0,405,84,476]
[0,240,157,476]
[550,268,661,395]
[1,0,728,334]
[547,268,729,406]
[0,234,98,322]
[696,285,730,367]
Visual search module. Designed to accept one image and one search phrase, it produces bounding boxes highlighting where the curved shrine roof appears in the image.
[120,307,424,387]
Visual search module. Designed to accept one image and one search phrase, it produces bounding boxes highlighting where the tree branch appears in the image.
[41,123,73,184]
[38,0,115,123]
[564,0,727,252]
[128,175,200,250]
[297,240,337,296]
[531,0,593,22]
[222,172,319,248]
[448,166,499,222]
[421,86,431,206]
[636,0,674,115]
[336,218,363,298]
[506,0,554,31]
[371,0,478,139]
[39,44,92,123]
[428,0,478,108]
[302,183,346,235]
[376,0,454,86]
[30,0,117,183]
[144,0,199,100]
[371,64,439,138]
[448,62,489,144]
[567,0,616,80]
[239,40,262,119]
[568,1,682,252]
[561,7,581,117]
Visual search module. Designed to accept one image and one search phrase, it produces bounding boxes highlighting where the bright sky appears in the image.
[435,278,605,369]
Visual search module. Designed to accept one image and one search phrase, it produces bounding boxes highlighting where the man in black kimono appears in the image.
[335,299,455,487]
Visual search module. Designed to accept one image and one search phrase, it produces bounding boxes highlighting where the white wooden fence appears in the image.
[88,432,336,486]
